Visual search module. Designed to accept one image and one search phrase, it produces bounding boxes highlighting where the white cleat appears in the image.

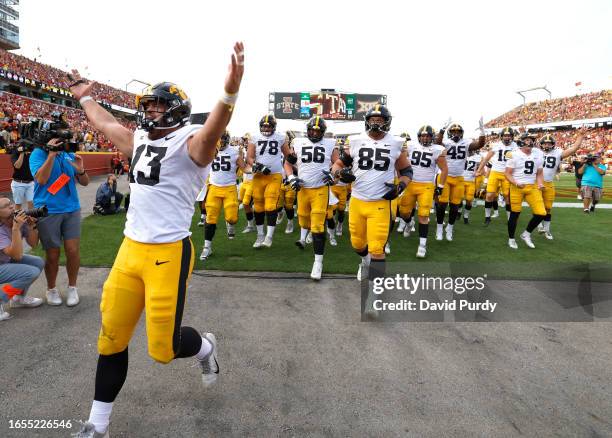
[242,225,256,234]
[310,260,323,281]
[262,236,273,248]
[276,210,285,225]
[226,224,235,240]
[46,288,62,306]
[384,242,391,255]
[520,231,535,249]
[253,235,265,248]
[356,261,369,281]
[508,238,518,249]
[435,228,443,241]
[285,220,294,234]
[200,246,212,260]
[397,220,406,233]
[305,232,313,245]
[403,220,415,238]
[199,333,219,387]
[295,239,306,250]
[537,224,545,234]
[335,225,343,236]
[445,228,453,242]
[72,421,109,438]
[416,245,427,258]
[329,235,338,247]
[10,295,43,308]
[544,231,554,240]
[492,210,500,218]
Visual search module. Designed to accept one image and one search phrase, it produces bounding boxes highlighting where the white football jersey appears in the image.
[442,138,471,177]
[407,142,445,183]
[541,147,562,182]
[250,132,286,174]
[506,148,543,185]
[210,146,240,187]
[347,133,404,201]
[291,137,336,188]
[490,141,517,173]
[463,154,482,182]
[126,124,209,243]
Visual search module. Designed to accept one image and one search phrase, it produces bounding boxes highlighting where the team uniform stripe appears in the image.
[172,236,192,357]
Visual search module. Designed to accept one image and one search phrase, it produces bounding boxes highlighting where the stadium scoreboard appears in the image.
[270,91,386,121]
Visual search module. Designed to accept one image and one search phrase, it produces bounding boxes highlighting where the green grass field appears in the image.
[32,172,611,281]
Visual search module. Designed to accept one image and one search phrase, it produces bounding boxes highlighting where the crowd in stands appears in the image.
[486,90,611,127]
[0,49,136,109]
[0,91,135,151]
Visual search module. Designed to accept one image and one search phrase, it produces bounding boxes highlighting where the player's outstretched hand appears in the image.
[225,42,245,95]
[67,69,95,101]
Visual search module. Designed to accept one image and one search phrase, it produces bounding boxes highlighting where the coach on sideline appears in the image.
[29,139,89,307]
[0,198,44,321]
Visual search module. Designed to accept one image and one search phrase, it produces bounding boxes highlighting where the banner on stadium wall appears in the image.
[271,91,386,121]
[0,67,73,97]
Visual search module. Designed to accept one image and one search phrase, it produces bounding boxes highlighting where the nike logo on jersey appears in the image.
[165,135,176,141]
[155,260,170,265]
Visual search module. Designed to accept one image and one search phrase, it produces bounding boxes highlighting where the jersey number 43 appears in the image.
[129,145,167,186]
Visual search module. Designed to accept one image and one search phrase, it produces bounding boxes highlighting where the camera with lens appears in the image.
[584,154,596,164]
[18,112,79,153]
[13,206,48,219]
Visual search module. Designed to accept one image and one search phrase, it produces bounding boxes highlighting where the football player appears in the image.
[68,42,244,437]
[399,125,447,257]
[238,134,256,233]
[434,119,486,240]
[461,149,483,224]
[331,105,413,282]
[477,127,516,225]
[505,133,546,249]
[276,161,297,234]
[537,130,585,239]
[396,132,411,234]
[285,116,337,280]
[330,138,349,237]
[247,115,291,248]
[200,131,248,260]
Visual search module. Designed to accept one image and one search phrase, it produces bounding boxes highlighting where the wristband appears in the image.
[437,184,444,189]
[79,96,94,105]
[220,92,238,107]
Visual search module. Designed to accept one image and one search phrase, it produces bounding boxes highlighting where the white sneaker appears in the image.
[199,333,219,387]
[435,227,443,241]
[72,420,109,438]
[66,286,80,307]
[226,224,235,240]
[520,231,535,249]
[329,235,338,247]
[276,210,285,225]
[262,235,273,248]
[200,246,212,260]
[0,303,12,321]
[384,242,391,255]
[544,231,554,240]
[508,238,518,249]
[537,224,545,234]
[310,260,323,281]
[397,220,406,233]
[305,232,313,245]
[242,225,256,234]
[577,195,581,200]
[285,220,294,234]
[253,235,265,248]
[416,245,427,258]
[10,295,43,308]
[445,227,453,242]
[356,261,369,281]
[492,210,499,218]
[403,220,415,238]
[46,288,62,306]
[335,224,343,236]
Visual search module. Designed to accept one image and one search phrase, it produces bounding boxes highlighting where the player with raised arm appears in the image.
[69,43,244,438]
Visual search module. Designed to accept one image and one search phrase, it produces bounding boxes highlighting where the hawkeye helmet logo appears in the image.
[276,97,299,113]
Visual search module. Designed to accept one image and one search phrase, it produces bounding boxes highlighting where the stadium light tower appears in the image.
[516,86,552,105]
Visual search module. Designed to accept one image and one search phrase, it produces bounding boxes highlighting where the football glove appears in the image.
[336,168,356,183]
[288,175,304,191]
[382,181,407,200]
[434,185,444,197]
[252,162,271,175]
[321,170,335,186]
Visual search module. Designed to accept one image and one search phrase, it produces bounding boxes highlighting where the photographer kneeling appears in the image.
[27,115,89,307]
[578,154,606,214]
[0,199,45,321]
[94,174,124,215]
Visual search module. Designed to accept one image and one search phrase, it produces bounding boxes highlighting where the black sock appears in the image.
[94,348,129,403]
[174,326,203,359]
[418,222,428,238]
[436,203,447,225]
[337,210,345,223]
[505,203,511,212]
[326,218,335,230]
[526,214,546,233]
[508,211,520,238]
[312,232,326,255]
[356,246,369,257]
[245,211,254,221]
[493,200,499,211]
[448,204,459,225]
[545,213,551,222]
[286,208,295,220]
[266,211,278,227]
[254,211,265,226]
[204,223,216,241]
